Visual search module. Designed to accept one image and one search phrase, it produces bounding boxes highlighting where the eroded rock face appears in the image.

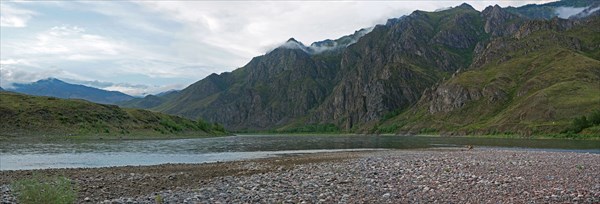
[426,85,481,114]
[514,17,577,39]
[309,6,485,129]
[482,5,522,37]
[424,82,511,114]
[175,48,341,130]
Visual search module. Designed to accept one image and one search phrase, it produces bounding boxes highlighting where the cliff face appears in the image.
[151,46,341,130]
[121,1,600,134]
[311,5,484,129]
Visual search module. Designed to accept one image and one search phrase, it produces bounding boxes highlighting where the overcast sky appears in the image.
[1,1,555,96]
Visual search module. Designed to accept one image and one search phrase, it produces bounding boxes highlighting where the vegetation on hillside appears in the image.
[376,15,600,138]
[563,110,600,134]
[0,92,228,139]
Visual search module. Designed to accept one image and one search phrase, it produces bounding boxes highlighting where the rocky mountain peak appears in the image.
[286,37,300,43]
[37,77,63,83]
[273,37,310,53]
[457,3,476,11]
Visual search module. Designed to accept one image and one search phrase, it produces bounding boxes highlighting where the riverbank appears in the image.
[0,132,232,142]
[234,132,600,140]
[2,149,599,203]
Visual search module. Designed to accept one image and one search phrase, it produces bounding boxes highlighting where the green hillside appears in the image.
[378,16,600,137]
[0,92,228,140]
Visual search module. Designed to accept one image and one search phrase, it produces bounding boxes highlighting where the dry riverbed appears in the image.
[1,148,599,203]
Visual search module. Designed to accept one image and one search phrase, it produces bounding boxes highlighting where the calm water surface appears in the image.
[1,135,598,170]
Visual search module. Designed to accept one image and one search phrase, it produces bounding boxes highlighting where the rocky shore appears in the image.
[2,149,599,203]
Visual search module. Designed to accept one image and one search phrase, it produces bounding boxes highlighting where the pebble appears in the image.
[2,150,599,203]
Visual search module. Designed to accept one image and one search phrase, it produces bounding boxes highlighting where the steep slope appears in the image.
[151,40,341,130]
[142,4,489,131]
[0,92,227,138]
[8,78,134,104]
[379,14,600,135]
[308,4,487,130]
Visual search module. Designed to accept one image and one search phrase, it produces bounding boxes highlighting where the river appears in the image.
[1,135,598,170]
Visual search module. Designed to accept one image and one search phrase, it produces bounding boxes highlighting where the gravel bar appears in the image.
[2,148,599,203]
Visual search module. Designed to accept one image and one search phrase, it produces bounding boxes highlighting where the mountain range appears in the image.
[108,0,600,135]
[6,78,135,104]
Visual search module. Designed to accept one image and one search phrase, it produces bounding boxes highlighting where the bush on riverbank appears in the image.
[563,110,600,134]
[12,175,77,204]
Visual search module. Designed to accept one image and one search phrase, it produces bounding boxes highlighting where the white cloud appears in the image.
[103,83,184,96]
[1,0,558,94]
[556,6,588,19]
[136,1,555,68]
[0,3,36,27]
[0,65,85,88]
[64,78,185,96]
[137,1,404,61]
[0,58,35,67]
[2,25,126,61]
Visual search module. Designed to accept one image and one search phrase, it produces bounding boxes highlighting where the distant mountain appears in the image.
[122,0,600,136]
[8,78,135,104]
[0,91,227,139]
[118,94,169,109]
[118,89,179,109]
[156,90,179,97]
[506,0,599,19]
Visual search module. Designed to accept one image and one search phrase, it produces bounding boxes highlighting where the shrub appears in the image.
[589,110,600,126]
[159,118,183,133]
[563,110,600,134]
[573,116,590,131]
[196,118,212,132]
[212,123,226,132]
[12,175,77,204]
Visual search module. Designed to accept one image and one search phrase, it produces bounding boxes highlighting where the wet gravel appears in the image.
[2,149,599,203]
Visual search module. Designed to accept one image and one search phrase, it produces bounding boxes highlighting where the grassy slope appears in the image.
[0,92,228,140]
[378,19,600,137]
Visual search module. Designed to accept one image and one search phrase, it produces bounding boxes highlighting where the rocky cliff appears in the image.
[310,4,484,129]
[147,42,341,130]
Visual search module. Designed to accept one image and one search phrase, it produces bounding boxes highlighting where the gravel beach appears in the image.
[2,148,599,203]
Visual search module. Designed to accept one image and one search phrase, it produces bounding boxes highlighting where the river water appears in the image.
[1,135,598,170]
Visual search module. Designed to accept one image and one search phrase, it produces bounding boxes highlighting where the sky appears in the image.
[0,1,556,96]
